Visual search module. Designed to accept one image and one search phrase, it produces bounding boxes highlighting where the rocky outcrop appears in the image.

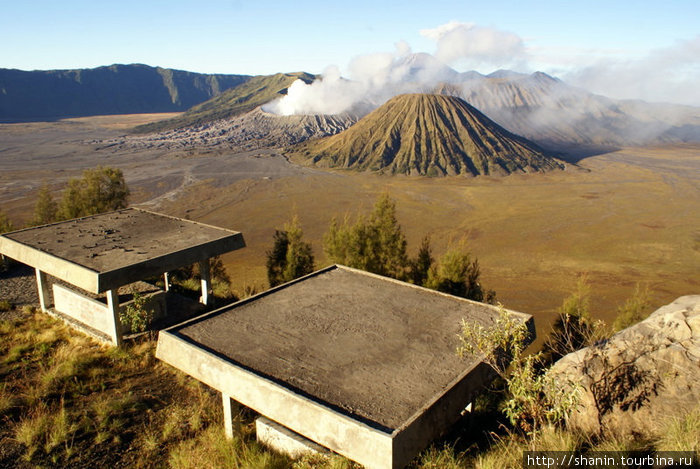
[549,295,700,435]
[95,107,357,153]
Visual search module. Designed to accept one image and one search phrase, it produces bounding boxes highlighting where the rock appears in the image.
[95,107,357,153]
[548,295,700,435]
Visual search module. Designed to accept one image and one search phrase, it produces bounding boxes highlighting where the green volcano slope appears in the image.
[288,94,566,176]
[134,72,314,133]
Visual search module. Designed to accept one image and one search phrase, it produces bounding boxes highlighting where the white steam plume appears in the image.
[263,42,457,116]
[263,22,700,116]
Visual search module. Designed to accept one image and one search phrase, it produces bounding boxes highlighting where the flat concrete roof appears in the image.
[0,208,245,293]
[159,265,532,431]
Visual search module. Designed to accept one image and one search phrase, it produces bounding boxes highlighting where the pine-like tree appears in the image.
[409,236,433,285]
[32,184,58,226]
[324,193,408,279]
[266,215,315,287]
[425,245,494,302]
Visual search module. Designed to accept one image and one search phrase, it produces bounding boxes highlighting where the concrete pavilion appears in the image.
[0,208,245,345]
[156,265,534,469]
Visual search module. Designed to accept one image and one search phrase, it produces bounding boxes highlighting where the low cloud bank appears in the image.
[564,36,700,107]
[263,23,700,116]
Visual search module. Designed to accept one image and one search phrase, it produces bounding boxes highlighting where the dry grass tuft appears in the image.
[168,424,289,469]
[656,407,700,456]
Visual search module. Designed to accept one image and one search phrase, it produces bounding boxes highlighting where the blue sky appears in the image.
[2,0,699,104]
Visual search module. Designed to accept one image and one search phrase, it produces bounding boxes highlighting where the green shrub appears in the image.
[458,307,579,433]
[32,183,58,226]
[266,215,315,287]
[119,290,152,334]
[612,283,652,332]
[425,245,495,302]
[540,276,607,366]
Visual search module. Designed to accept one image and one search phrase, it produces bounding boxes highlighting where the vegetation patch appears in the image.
[0,312,292,468]
[0,281,696,468]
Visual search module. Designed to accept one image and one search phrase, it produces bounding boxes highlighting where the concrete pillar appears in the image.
[222,392,236,439]
[105,289,123,346]
[35,268,51,312]
[163,272,171,292]
[199,259,211,306]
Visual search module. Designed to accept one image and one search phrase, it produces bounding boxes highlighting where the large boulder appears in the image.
[549,295,700,435]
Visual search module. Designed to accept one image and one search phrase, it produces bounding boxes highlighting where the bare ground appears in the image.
[1,114,698,341]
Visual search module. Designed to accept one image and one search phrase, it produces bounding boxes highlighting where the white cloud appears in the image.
[264,22,700,115]
[420,21,528,70]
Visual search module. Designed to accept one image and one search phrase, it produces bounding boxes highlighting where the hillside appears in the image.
[101,107,357,152]
[287,94,565,176]
[437,70,700,149]
[0,64,249,121]
[133,72,316,134]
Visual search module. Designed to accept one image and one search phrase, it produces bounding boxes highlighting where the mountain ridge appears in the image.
[133,72,316,134]
[436,69,700,148]
[0,64,250,121]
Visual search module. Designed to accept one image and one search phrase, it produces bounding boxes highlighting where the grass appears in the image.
[168,425,290,469]
[1,300,698,468]
[0,311,290,468]
[0,309,362,468]
[656,407,700,456]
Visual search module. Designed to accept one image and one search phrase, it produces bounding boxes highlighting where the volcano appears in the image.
[288,94,565,176]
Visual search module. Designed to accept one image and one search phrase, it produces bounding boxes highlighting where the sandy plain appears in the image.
[1,114,698,339]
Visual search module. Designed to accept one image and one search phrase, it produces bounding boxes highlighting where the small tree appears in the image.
[409,236,433,286]
[32,184,58,226]
[266,215,315,287]
[58,178,84,220]
[324,194,408,279]
[425,245,495,302]
[612,283,651,332]
[267,230,290,287]
[59,166,129,219]
[119,290,152,334]
[540,275,606,366]
[0,209,13,233]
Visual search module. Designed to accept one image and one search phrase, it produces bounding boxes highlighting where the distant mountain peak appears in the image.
[487,69,528,79]
[530,71,560,84]
[393,53,460,83]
